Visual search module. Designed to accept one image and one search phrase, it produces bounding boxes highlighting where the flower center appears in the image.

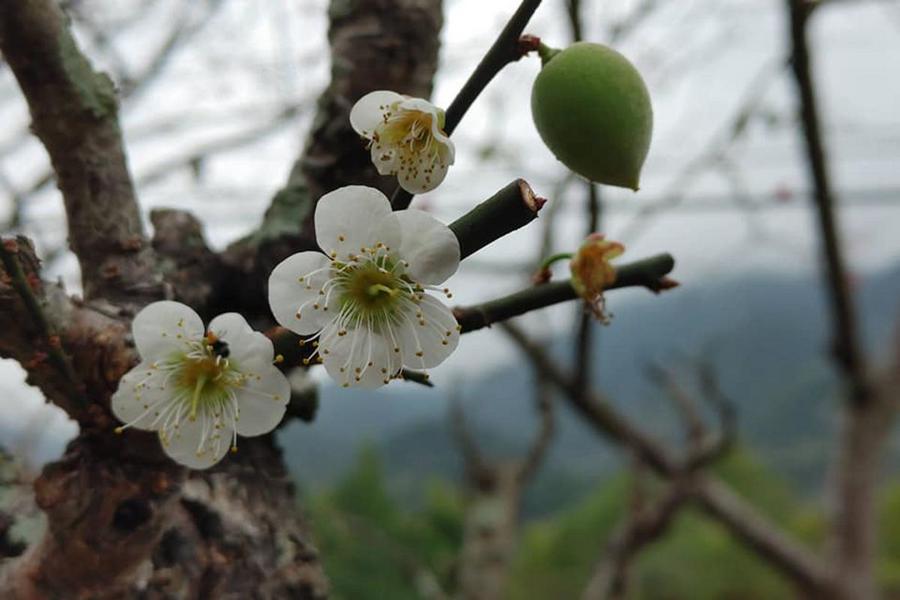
[378,108,445,163]
[331,256,415,330]
[176,354,232,420]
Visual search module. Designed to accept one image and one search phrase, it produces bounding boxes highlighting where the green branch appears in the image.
[455,253,676,333]
[449,179,546,260]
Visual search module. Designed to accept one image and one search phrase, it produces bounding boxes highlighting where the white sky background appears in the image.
[1,0,899,469]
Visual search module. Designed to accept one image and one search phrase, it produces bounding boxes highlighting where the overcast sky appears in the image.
[2,0,899,468]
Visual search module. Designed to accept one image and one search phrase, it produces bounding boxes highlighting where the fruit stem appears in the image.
[539,252,574,271]
[537,42,561,66]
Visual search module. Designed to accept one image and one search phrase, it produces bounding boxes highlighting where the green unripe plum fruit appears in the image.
[531,42,653,191]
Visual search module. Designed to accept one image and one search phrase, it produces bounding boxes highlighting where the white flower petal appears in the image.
[321,325,398,389]
[397,295,459,369]
[398,156,450,194]
[111,362,172,430]
[430,123,455,165]
[396,97,454,163]
[208,312,275,371]
[314,186,401,259]
[370,142,400,176]
[268,251,334,335]
[350,90,404,138]
[161,416,232,470]
[233,366,290,436]
[398,97,438,115]
[133,301,204,360]
[395,209,460,285]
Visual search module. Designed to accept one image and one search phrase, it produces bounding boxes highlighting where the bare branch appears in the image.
[582,481,690,600]
[0,0,159,303]
[786,2,892,597]
[518,379,556,483]
[454,254,676,334]
[449,396,492,485]
[786,0,869,406]
[500,322,832,594]
[646,362,706,446]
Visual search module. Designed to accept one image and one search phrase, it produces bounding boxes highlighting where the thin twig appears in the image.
[391,0,544,210]
[454,254,676,333]
[518,378,555,483]
[582,481,690,600]
[500,321,831,593]
[786,0,869,406]
[786,2,884,597]
[449,395,491,482]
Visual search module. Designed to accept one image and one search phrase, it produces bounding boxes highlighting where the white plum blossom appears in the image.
[268,185,461,388]
[112,301,290,469]
[350,90,455,194]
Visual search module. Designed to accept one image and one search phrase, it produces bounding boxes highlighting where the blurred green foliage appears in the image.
[304,445,900,600]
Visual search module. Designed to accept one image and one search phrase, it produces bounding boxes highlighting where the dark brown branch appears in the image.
[517,378,556,484]
[501,322,676,476]
[455,254,676,333]
[0,0,159,304]
[444,0,543,136]
[583,363,732,600]
[391,0,544,210]
[500,322,831,594]
[449,179,546,260]
[581,481,690,600]
[689,362,738,468]
[450,396,492,484]
[646,362,706,446]
[786,0,869,407]
[787,3,885,597]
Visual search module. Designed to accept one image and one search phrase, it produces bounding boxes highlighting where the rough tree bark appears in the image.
[220,0,444,320]
[0,0,443,597]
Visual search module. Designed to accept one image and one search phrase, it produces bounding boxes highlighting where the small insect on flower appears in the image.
[111,301,290,469]
[206,332,230,359]
[268,185,461,388]
[570,234,625,323]
[350,90,455,194]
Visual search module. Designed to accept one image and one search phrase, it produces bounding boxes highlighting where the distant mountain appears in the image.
[281,263,900,510]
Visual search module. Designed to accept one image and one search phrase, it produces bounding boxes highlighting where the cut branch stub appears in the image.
[450,179,546,261]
